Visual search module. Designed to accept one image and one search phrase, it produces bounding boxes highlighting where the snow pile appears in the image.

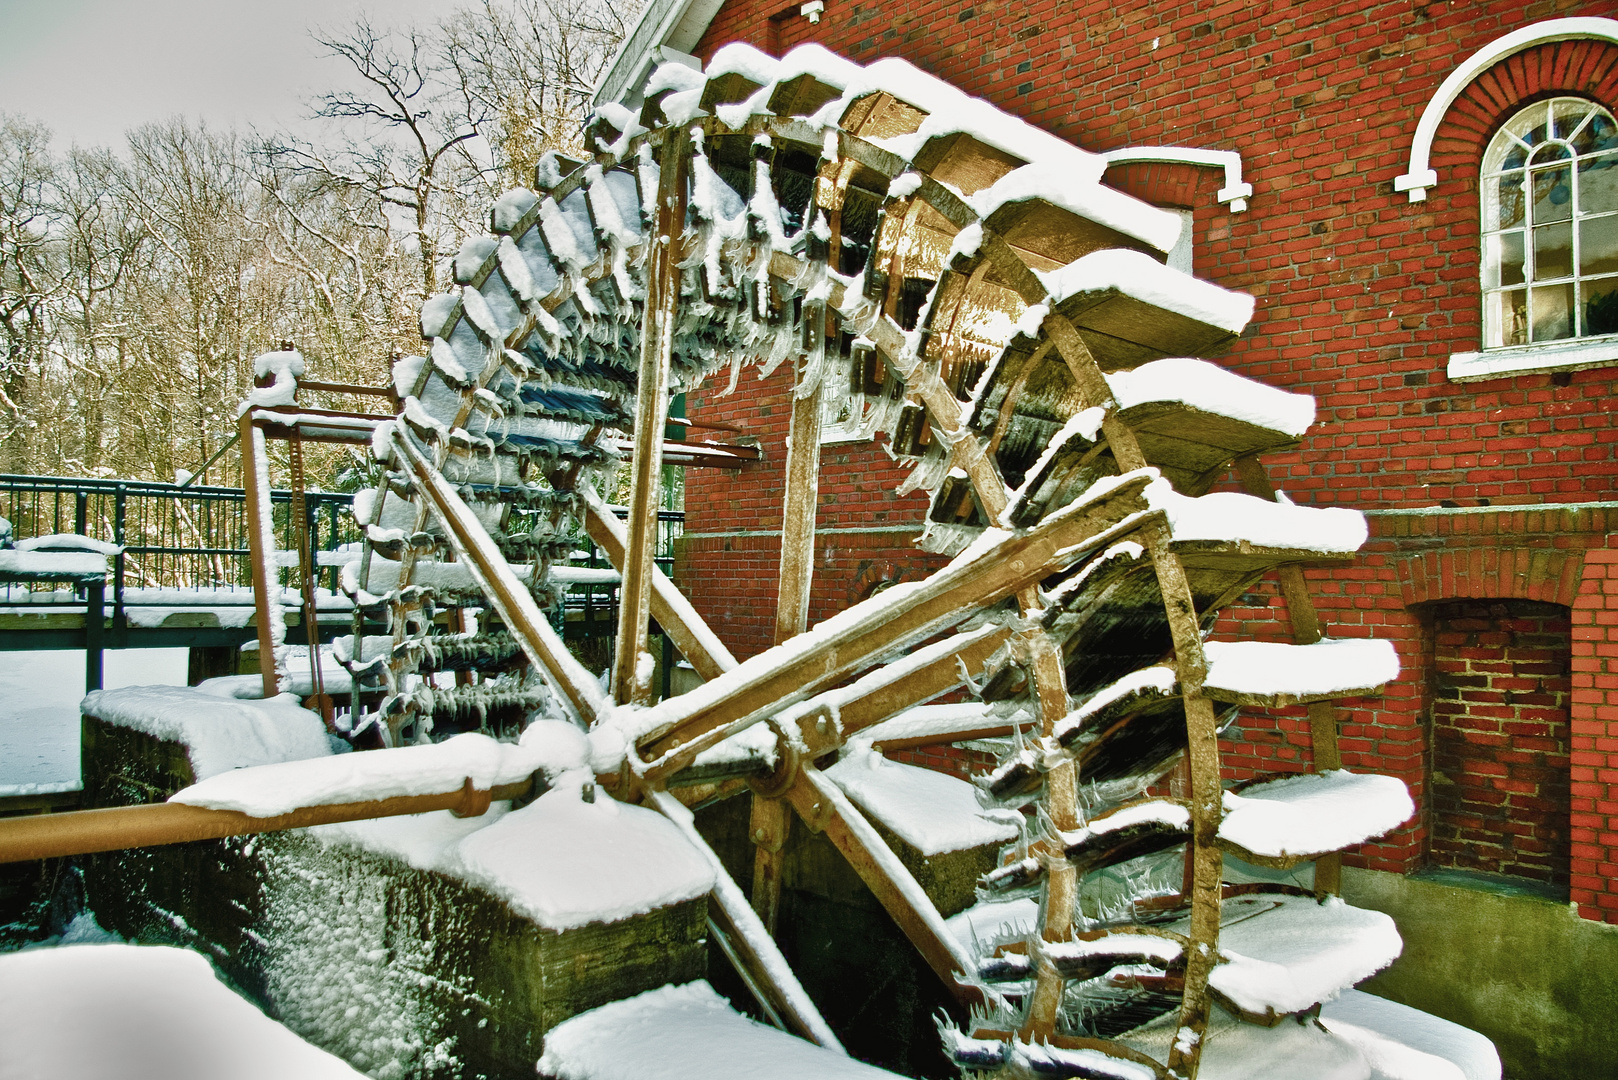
[538,980,904,1080]
[450,786,714,929]
[81,685,330,781]
[14,533,123,555]
[1038,249,1256,335]
[1065,799,1190,844]
[1205,895,1402,1017]
[0,548,107,579]
[1106,357,1316,438]
[0,943,367,1079]
[172,724,589,816]
[1320,989,1500,1080]
[968,163,1182,253]
[851,700,1006,747]
[1146,478,1369,553]
[826,745,1019,854]
[308,803,514,873]
[1122,1004,1370,1080]
[1057,664,1178,740]
[240,348,305,413]
[1219,771,1414,859]
[1202,638,1400,700]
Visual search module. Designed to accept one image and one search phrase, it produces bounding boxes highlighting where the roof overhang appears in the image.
[594,0,725,109]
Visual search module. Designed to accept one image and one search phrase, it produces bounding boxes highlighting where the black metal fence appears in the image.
[0,476,684,618]
[0,474,359,609]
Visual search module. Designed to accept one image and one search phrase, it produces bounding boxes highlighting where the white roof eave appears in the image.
[594,0,725,107]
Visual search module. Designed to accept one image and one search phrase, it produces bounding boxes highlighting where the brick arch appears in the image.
[1430,38,1618,171]
[1396,546,1585,610]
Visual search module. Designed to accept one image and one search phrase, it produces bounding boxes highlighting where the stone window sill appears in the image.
[1448,336,1618,382]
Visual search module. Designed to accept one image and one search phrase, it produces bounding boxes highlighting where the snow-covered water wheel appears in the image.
[341,43,1409,1080]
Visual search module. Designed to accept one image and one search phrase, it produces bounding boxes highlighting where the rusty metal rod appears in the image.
[0,777,531,864]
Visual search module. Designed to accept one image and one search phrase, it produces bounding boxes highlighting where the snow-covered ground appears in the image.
[0,648,188,796]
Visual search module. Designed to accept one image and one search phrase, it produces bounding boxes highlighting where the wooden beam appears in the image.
[614,127,690,705]
[392,427,606,726]
[0,777,528,864]
[781,763,984,1010]
[646,788,845,1052]
[775,305,825,645]
[634,476,1154,775]
[582,492,736,682]
[241,415,284,699]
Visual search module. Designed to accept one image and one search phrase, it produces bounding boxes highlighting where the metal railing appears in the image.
[0,474,359,616]
[1,475,685,626]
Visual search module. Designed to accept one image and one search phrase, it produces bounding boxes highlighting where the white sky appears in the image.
[0,0,459,151]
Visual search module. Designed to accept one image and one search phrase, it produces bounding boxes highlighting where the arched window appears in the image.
[1481,98,1618,348]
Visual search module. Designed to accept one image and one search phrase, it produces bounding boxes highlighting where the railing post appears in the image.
[74,491,87,536]
[112,484,127,645]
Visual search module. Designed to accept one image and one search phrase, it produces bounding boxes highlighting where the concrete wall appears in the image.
[1344,866,1618,1080]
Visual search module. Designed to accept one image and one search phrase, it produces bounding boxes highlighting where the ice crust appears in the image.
[0,943,367,1079]
[826,746,1018,855]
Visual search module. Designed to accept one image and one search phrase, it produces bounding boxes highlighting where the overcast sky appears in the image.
[0,0,459,150]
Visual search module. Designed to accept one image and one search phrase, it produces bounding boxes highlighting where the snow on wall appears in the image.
[81,685,330,781]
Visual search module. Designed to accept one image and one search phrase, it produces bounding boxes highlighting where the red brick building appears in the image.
[598,4,1618,924]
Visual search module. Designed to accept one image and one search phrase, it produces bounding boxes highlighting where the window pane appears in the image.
[1487,288,1528,347]
[1586,278,1618,337]
[1533,222,1573,279]
[1486,231,1526,287]
[1580,216,1618,275]
[1531,165,1573,223]
[1493,173,1527,228]
[1530,283,1574,341]
[1551,99,1594,142]
[1579,153,1618,214]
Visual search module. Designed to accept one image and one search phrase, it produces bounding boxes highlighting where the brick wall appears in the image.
[1427,600,1572,892]
[671,0,1618,918]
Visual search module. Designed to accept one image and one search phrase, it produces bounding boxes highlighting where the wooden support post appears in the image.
[647,788,845,1052]
[392,428,606,726]
[1233,454,1343,896]
[1018,622,1078,1039]
[582,493,736,681]
[241,414,285,699]
[781,764,983,1009]
[749,792,790,935]
[84,579,104,693]
[614,127,689,706]
[775,307,825,646]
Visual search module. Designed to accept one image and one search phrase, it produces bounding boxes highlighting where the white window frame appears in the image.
[1451,97,1618,381]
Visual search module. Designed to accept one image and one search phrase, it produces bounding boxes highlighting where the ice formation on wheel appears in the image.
[309,40,1482,1080]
